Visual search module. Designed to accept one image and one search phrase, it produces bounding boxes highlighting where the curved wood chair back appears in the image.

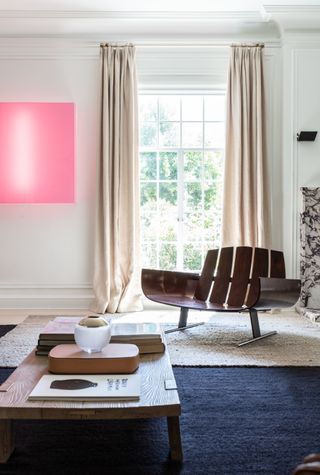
[194,246,286,307]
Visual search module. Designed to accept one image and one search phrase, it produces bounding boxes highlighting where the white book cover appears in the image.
[111,322,162,340]
[41,319,161,341]
[28,374,140,401]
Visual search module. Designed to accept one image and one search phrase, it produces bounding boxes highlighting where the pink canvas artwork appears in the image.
[0,102,75,203]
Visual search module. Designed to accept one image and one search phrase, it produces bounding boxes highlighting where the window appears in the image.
[139,93,225,271]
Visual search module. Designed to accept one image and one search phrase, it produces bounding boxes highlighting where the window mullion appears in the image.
[201,95,205,266]
[177,149,184,270]
[156,98,160,269]
[177,96,184,270]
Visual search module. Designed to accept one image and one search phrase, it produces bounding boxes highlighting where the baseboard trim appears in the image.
[0,285,94,309]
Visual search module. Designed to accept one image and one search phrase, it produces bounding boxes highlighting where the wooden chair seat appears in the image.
[141,246,301,345]
[145,293,246,312]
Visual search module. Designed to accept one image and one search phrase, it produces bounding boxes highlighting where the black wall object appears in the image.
[297,131,318,141]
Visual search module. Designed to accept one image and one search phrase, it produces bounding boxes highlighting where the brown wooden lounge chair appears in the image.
[141,246,301,346]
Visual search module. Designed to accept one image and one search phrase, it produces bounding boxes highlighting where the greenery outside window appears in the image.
[139,93,225,271]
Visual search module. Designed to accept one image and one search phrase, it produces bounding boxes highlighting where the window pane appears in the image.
[204,151,223,181]
[159,122,180,147]
[203,215,215,240]
[142,243,157,268]
[182,123,203,147]
[139,95,158,122]
[159,182,177,206]
[159,215,177,241]
[183,243,202,271]
[140,123,157,147]
[141,213,157,241]
[184,182,202,211]
[205,122,225,148]
[203,194,222,242]
[159,152,178,180]
[140,152,157,180]
[184,151,202,181]
[204,183,217,211]
[140,183,157,209]
[204,95,225,121]
[159,243,177,270]
[183,213,202,241]
[159,96,180,121]
[182,96,203,121]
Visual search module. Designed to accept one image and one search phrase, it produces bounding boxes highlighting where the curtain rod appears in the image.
[231,43,264,48]
[98,42,280,49]
[101,42,271,48]
[100,42,134,47]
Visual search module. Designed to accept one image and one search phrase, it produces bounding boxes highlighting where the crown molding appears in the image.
[264,4,320,33]
[0,10,268,22]
[136,39,281,48]
[0,8,280,39]
[264,5,320,15]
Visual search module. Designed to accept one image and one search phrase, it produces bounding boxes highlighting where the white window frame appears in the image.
[139,90,226,271]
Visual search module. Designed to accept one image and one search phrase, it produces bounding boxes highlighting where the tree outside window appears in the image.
[139,94,225,271]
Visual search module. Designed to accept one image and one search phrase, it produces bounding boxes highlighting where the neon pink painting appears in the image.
[0,102,75,203]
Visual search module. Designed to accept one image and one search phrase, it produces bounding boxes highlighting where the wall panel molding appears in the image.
[282,45,320,277]
[291,48,299,278]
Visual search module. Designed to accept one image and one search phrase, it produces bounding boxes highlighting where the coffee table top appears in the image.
[0,347,180,420]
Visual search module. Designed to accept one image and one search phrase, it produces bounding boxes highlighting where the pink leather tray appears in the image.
[48,344,139,374]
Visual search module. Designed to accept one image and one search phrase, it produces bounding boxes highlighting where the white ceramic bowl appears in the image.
[74,321,112,353]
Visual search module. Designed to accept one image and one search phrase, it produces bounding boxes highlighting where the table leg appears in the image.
[167,416,183,461]
[0,420,14,463]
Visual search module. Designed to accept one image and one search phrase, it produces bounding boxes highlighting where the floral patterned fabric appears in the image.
[300,187,320,309]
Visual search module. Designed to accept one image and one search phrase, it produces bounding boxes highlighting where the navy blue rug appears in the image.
[0,327,319,474]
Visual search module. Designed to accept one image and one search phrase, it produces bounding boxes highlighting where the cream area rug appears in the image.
[1,310,320,367]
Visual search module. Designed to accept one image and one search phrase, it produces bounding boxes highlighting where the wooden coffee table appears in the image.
[0,348,182,463]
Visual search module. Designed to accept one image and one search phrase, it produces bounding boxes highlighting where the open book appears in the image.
[28,374,140,401]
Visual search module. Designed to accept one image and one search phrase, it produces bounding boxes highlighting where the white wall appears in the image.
[282,36,320,277]
[0,40,282,309]
[264,47,283,251]
[0,41,100,308]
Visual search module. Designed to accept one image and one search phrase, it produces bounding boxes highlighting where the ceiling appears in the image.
[0,1,319,39]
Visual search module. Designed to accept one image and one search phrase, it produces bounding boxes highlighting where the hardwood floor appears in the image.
[0,309,88,325]
[0,307,213,326]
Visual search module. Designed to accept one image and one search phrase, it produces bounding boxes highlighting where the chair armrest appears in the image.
[141,268,199,299]
[292,462,320,474]
[255,277,301,310]
[305,456,320,464]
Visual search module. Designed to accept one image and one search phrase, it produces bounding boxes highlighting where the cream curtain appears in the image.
[221,45,270,248]
[91,44,142,314]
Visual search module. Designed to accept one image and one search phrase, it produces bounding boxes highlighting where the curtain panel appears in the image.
[221,45,270,248]
[91,44,142,314]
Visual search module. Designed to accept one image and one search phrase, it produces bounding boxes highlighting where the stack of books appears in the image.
[36,317,165,356]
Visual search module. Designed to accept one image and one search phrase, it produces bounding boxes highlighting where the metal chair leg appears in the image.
[165,308,204,334]
[238,308,277,346]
